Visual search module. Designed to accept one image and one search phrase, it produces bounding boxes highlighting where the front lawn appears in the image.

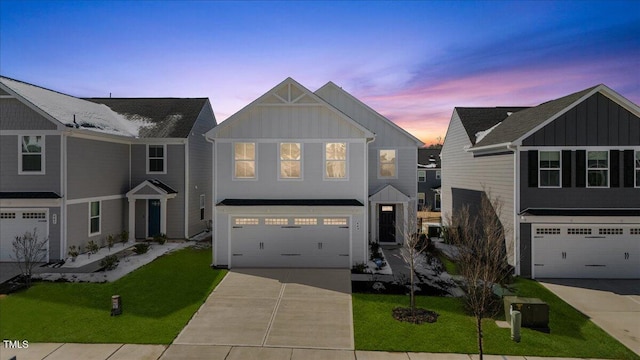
[353,278,639,359]
[0,247,226,344]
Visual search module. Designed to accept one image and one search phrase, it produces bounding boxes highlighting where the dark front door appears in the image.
[378,204,396,242]
[148,199,161,237]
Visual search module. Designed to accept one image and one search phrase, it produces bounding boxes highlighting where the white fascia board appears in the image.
[0,82,67,131]
[215,205,364,215]
[466,142,514,153]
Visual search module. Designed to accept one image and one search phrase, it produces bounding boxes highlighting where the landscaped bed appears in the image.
[0,247,226,344]
[353,278,639,360]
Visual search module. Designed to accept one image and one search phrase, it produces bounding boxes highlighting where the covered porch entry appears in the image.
[126,179,177,240]
[369,184,411,244]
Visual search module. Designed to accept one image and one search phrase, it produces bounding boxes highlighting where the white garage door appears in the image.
[0,210,49,262]
[533,224,640,279]
[230,216,350,268]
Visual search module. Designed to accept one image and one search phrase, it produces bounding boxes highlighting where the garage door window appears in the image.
[567,228,591,235]
[234,143,256,179]
[234,218,259,225]
[536,228,560,235]
[89,201,101,235]
[323,218,347,225]
[599,228,623,235]
[23,212,46,219]
[631,229,640,235]
[265,218,288,225]
[19,135,45,174]
[294,218,317,225]
[1,212,16,219]
[587,151,608,187]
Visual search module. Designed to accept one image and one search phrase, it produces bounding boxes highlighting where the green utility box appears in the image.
[504,296,549,331]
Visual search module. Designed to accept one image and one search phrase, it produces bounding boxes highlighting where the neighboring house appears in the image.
[417,148,441,211]
[0,76,216,262]
[441,84,640,279]
[205,77,422,269]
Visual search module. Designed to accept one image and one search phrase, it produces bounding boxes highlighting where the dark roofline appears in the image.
[217,199,364,206]
[149,179,177,194]
[520,208,640,216]
[0,192,61,199]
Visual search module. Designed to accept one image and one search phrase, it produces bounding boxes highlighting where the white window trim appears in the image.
[417,170,426,182]
[146,144,167,174]
[586,150,609,188]
[538,150,562,188]
[233,142,257,180]
[323,142,349,181]
[635,150,640,188]
[435,170,441,180]
[278,142,303,181]
[88,201,101,237]
[417,192,425,206]
[378,148,398,179]
[18,135,45,175]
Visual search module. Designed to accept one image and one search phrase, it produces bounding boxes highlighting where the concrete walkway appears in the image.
[173,268,353,349]
[3,343,613,360]
[540,279,640,356]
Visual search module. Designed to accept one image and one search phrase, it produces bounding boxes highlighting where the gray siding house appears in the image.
[441,84,640,279]
[0,76,216,262]
[417,148,441,211]
[206,78,422,269]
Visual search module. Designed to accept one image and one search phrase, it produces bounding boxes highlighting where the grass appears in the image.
[0,247,227,344]
[436,250,458,275]
[353,278,639,359]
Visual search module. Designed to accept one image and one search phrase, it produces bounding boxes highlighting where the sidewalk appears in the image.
[2,343,610,360]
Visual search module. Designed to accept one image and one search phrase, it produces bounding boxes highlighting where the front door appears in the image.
[378,204,396,242]
[148,199,161,238]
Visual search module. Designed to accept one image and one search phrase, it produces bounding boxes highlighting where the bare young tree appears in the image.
[12,228,48,287]
[398,206,429,315]
[446,193,512,360]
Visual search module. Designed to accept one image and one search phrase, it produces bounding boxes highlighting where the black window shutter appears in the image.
[575,150,586,187]
[623,150,634,187]
[528,150,538,187]
[610,150,620,187]
[562,150,572,187]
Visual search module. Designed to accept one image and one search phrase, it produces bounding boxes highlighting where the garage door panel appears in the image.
[533,224,640,279]
[1,210,49,262]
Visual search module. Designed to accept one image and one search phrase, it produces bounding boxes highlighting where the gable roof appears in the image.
[315,81,424,146]
[85,98,209,138]
[473,85,600,148]
[418,148,441,168]
[207,77,374,139]
[455,107,530,145]
[369,184,410,202]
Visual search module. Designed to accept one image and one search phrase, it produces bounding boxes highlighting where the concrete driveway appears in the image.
[540,279,640,356]
[173,268,354,350]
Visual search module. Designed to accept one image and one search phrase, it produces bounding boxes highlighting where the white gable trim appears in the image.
[515,84,640,146]
[126,180,177,198]
[0,82,67,131]
[206,77,374,140]
[369,184,410,202]
[316,82,424,146]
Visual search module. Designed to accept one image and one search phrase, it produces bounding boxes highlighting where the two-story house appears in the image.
[441,84,640,279]
[205,78,422,268]
[0,76,215,262]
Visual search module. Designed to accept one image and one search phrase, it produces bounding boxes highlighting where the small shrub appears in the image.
[352,262,368,274]
[154,233,167,245]
[107,234,115,252]
[369,241,383,260]
[67,245,79,260]
[100,254,119,271]
[120,230,129,246]
[86,240,99,255]
[133,243,150,255]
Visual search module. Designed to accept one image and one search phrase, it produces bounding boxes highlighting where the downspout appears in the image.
[507,144,520,276]
[205,134,216,267]
[60,132,68,260]
[184,139,189,239]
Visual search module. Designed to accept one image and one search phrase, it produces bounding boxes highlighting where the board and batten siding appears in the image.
[131,144,185,239]
[522,93,640,146]
[66,198,125,251]
[0,98,58,130]
[368,146,418,198]
[215,141,367,201]
[66,137,130,200]
[441,110,516,263]
[213,105,365,139]
[0,134,61,193]
[187,101,216,237]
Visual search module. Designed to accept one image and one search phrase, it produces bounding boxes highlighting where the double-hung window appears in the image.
[587,150,608,187]
[200,194,205,220]
[19,135,44,174]
[89,201,101,236]
[635,151,640,188]
[147,145,166,173]
[234,142,256,179]
[280,142,301,179]
[325,142,346,179]
[418,193,425,207]
[379,149,397,178]
[417,170,426,182]
[539,151,561,187]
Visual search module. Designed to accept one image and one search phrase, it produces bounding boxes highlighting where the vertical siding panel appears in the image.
[597,94,608,146]
[576,101,588,146]
[586,96,598,145]
[618,110,629,146]
[608,99,619,145]
[565,108,577,146]
[554,115,565,145]
[629,114,640,145]
[544,123,554,145]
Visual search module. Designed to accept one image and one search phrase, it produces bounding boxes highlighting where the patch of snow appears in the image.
[475,121,502,143]
[418,163,438,168]
[1,77,151,137]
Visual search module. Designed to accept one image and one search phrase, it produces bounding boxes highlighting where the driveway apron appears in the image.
[173,268,354,350]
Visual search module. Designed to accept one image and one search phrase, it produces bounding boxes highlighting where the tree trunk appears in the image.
[410,256,415,315]
[476,315,484,360]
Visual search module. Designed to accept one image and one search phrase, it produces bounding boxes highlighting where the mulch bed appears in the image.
[392,306,439,324]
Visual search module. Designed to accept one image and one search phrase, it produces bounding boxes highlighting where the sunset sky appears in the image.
[1,0,638,145]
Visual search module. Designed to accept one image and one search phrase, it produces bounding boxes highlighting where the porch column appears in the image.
[128,198,135,241]
[160,198,168,235]
[403,201,409,233]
